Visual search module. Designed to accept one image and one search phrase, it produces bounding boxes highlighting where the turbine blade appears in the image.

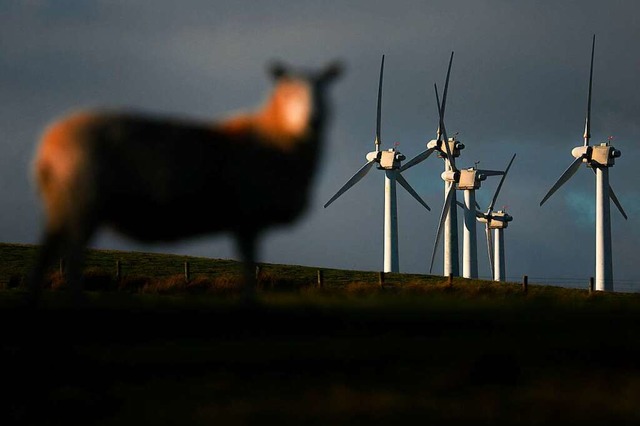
[435,83,456,171]
[429,184,455,273]
[539,156,582,206]
[375,55,384,149]
[486,224,494,280]
[324,161,375,208]
[440,51,454,122]
[584,34,595,146]
[477,169,505,177]
[489,153,516,212]
[400,147,435,172]
[397,174,430,211]
[609,184,628,220]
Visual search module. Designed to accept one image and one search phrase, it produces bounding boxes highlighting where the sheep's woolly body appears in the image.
[35,78,314,204]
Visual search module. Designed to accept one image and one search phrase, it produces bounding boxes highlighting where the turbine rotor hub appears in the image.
[365,151,381,163]
[440,169,459,183]
[571,145,591,160]
[428,138,464,159]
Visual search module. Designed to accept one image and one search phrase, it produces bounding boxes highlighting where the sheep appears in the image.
[28,60,343,303]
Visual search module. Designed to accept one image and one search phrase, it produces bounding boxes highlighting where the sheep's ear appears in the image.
[269,61,288,80]
[320,60,344,83]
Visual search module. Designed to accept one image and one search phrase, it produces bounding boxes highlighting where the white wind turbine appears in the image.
[426,83,505,279]
[324,55,431,273]
[401,52,464,277]
[453,159,509,279]
[540,35,627,292]
[473,154,516,282]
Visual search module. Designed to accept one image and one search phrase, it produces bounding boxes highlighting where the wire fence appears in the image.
[477,275,640,293]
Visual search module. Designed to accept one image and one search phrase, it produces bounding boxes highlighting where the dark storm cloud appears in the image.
[1,0,639,289]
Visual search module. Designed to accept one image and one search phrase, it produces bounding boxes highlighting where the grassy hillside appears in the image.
[0,241,593,295]
[2,242,640,425]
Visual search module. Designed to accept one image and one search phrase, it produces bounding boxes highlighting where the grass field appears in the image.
[1,242,640,425]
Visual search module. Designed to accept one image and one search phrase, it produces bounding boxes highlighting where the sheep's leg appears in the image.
[61,238,88,306]
[27,230,63,306]
[236,231,258,303]
[58,210,97,306]
[28,227,91,306]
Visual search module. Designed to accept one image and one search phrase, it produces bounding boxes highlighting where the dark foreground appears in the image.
[2,291,640,426]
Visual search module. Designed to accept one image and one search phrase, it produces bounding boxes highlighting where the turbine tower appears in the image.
[324,55,431,273]
[474,154,516,281]
[539,35,627,291]
[402,52,464,277]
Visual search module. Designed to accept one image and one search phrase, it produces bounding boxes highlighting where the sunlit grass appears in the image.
[2,239,640,313]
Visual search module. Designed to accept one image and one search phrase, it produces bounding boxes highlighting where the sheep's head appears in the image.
[267,60,343,136]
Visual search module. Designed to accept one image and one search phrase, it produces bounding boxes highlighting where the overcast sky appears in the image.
[2,0,639,290]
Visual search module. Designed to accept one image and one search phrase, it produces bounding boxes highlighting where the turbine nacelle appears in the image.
[428,138,465,159]
[590,143,620,167]
[478,211,513,229]
[367,148,405,170]
[443,167,500,190]
[457,168,486,190]
[571,143,621,167]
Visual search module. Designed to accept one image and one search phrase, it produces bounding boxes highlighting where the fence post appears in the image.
[115,260,121,281]
[522,275,528,294]
[589,277,594,294]
[447,273,453,288]
[256,265,261,281]
[184,261,190,283]
[317,269,324,288]
[59,258,65,275]
[378,271,385,288]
